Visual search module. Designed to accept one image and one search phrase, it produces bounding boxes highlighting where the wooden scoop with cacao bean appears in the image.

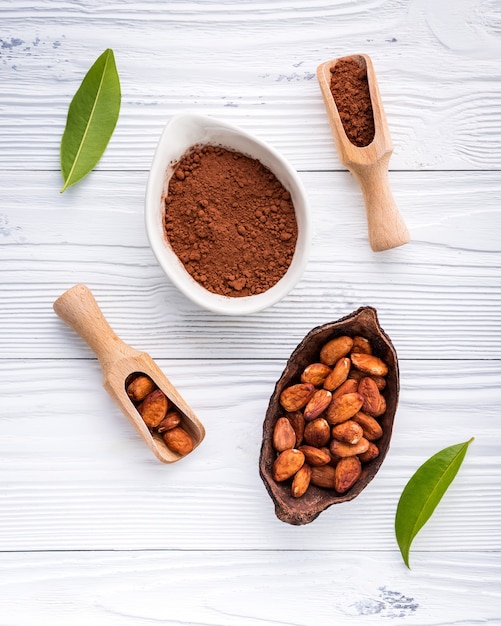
[317,54,410,252]
[53,284,205,463]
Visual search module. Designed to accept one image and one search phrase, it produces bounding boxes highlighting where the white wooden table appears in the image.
[1,1,500,624]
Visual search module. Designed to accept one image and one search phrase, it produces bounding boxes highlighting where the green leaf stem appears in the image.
[395,437,474,569]
[60,49,121,192]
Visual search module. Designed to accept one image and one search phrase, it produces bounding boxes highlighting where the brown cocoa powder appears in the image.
[329,57,375,147]
[163,145,298,297]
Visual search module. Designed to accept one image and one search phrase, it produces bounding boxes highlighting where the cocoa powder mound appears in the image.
[163,145,298,298]
[329,57,375,147]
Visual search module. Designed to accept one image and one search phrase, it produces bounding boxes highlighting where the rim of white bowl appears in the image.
[145,113,311,315]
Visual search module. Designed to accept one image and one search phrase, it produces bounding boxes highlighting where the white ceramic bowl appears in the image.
[145,113,311,315]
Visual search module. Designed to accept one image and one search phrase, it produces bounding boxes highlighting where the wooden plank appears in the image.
[0,358,498,551]
[1,1,501,170]
[0,550,499,625]
[1,1,500,622]
[0,170,500,360]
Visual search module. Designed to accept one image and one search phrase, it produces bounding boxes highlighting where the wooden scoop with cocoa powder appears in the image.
[317,54,410,251]
[53,284,205,463]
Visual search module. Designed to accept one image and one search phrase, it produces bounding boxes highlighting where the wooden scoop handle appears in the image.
[317,55,410,252]
[53,284,139,365]
[351,157,410,252]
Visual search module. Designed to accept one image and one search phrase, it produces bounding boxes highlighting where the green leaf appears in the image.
[60,49,121,192]
[395,437,474,569]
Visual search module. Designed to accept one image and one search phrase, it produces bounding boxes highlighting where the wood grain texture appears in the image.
[1,1,501,170]
[0,358,498,551]
[1,0,500,621]
[0,550,500,625]
[0,170,499,360]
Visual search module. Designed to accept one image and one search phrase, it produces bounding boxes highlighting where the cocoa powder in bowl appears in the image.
[163,145,298,297]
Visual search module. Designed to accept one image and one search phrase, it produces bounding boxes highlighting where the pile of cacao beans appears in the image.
[272,335,388,497]
[126,373,194,456]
